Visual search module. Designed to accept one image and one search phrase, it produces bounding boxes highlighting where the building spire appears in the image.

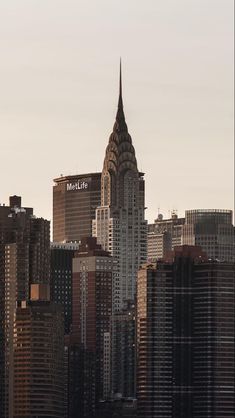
[118,58,123,109]
[113,58,128,133]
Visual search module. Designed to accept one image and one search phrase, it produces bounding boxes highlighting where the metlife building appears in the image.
[53,173,101,243]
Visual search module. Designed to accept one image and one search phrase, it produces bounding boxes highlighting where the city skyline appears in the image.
[0,0,233,223]
[0,3,234,417]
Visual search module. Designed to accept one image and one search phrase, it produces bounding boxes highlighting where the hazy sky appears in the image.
[0,0,234,225]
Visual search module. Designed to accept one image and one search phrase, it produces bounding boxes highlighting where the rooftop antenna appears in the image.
[171,208,178,219]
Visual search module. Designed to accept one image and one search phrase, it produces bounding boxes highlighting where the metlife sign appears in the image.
[66,180,89,191]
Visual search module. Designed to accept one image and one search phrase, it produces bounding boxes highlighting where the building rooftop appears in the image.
[53,172,101,184]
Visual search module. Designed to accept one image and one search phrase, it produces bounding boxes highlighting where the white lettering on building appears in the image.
[66,181,89,191]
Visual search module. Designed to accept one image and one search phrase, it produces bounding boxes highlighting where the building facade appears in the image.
[69,237,113,418]
[111,301,136,398]
[137,246,235,418]
[50,242,79,334]
[92,65,147,313]
[182,209,234,262]
[0,196,50,418]
[13,284,66,418]
[53,173,101,243]
[148,209,235,263]
[92,66,147,400]
[96,398,137,418]
[147,212,184,261]
[92,66,147,399]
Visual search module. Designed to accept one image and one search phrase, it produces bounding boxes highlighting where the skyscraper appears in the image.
[0,196,50,417]
[111,301,136,397]
[50,242,79,335]
[137,247,235,418]
[148,209,235,263]
[147,212,184,261]
[92,65,147,399]
[69,237,113,417]
[13,284,66,418]
[92,63,147,313]
[93,65,147,397]
[53,173,101,243]
[182,209,234,262]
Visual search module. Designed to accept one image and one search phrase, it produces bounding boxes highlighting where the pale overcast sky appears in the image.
[0,0,234,224]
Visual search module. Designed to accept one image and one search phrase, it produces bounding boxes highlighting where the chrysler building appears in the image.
[93,64,147,312]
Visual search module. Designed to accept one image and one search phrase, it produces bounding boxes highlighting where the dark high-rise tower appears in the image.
[50,242,79,335]
[111,301,136,397]
[0,196,50,418]
[137,246,235,418]
[13,284,66,418]
[68,237,113,418]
